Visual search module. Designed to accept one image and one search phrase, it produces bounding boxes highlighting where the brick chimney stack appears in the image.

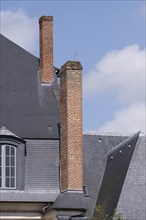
[59,61,83,192]
[39,16,54,83]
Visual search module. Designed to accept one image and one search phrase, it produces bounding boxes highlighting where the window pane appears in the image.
[6,177,10,187]
[0,177,1,187]
[6,157,9,166]
[0,146,1,155]
[0,167,1,176]
[11,178,15,187]
[11,167,15,177]
[0,157,1,166]
[11,157,15,166]
[6,167,10,176]
[11,147,15,155]
[6,146,10,155]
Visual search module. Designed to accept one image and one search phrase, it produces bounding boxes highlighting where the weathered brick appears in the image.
[59,61,83,192]
[39,16,54,83]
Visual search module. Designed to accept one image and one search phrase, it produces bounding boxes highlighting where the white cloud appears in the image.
[98,104,145,134]
[0,9,38,53]
[83,45,146,133]
[83,45,145,104]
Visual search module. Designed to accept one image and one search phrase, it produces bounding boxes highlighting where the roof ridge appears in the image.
[0,33,39,60]
[83,130,145,137]
[108,131,140,155]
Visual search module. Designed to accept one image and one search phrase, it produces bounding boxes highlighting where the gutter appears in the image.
[0,214,42,219]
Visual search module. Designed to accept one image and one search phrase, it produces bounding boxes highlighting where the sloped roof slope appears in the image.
[83,134,128,217]
[0,34,59,139]
[117,135,146,220]
[0,127,145,216]
[94,132,139,219]
[83,133,145,219]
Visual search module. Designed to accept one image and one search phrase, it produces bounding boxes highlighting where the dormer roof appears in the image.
[0,125,19,137]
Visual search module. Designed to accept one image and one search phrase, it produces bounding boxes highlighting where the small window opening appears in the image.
[98,138,102,143]
[83,185,89,197]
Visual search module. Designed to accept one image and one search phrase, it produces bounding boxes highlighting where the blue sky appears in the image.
[1,0,145,134]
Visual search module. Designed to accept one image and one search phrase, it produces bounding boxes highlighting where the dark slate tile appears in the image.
[93,132,139,219]
[117,136,146,220]
[0,34,59,139]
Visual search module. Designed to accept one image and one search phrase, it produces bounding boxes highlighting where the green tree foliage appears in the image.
[88,205,128,220]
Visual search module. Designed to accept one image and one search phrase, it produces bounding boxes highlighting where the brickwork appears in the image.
[39,16,54,83]
[59,61,83,192]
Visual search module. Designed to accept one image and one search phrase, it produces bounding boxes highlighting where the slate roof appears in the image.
[0,125,19,137]
[0,139,60,202]
[93,132,139,219]
[83,134,128,217]
[51,191,86,210]
[83,133,146,220]
[117,134,146,220]
[1,131,145,216]
[0,34,59,139]
[0,34,145,220]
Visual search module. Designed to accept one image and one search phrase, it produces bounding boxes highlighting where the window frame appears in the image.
[0,144,17,189]
[0,136,26,190]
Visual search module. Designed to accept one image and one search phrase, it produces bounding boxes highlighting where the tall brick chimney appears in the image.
[39,16,54,83]
[59,61,83,192]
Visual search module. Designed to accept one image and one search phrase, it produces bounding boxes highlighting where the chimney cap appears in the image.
[39,16,53,23]
[59,61,83,75]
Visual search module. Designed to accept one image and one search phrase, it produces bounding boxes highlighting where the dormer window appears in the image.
[0,125,26,190]
[0,144,16,189]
